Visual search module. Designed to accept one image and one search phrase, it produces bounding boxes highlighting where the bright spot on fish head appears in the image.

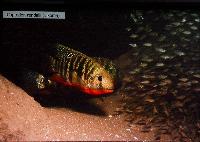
[85,68,114,95]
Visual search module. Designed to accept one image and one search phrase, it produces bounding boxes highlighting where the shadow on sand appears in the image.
[31,89,108,117]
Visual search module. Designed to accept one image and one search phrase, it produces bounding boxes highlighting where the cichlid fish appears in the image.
[32,44,119,96]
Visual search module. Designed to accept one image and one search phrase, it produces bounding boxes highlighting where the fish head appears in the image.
[82,68,114,96]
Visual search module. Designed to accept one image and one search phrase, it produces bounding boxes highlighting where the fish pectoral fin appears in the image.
[71,71,85,85]
[71,71,78,83]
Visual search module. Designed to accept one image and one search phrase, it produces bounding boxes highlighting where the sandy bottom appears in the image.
[0,74,163,141]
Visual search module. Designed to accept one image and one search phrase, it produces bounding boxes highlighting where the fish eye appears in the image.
[98,76,102,81]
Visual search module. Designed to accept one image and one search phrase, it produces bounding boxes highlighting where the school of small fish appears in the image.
[114,10,200,141]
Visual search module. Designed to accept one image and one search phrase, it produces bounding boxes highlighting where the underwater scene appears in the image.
[0,8,200,141]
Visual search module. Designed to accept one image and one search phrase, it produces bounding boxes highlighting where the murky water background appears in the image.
[1,8,200,141]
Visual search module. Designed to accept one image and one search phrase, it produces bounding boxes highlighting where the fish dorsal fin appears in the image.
[55,44,88,60]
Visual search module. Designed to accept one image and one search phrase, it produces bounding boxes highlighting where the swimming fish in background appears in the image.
[28,44,120,96]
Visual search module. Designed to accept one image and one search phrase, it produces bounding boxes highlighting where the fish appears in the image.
[23,44,119,96]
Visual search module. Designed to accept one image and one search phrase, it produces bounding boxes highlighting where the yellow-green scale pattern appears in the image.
[49,44,100,86]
